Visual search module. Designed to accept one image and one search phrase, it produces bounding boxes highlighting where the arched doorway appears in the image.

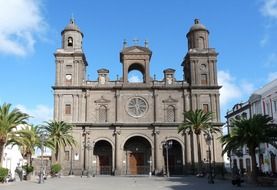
[93,140,112,175]
[124,136,151,175]
[163,140,183,175]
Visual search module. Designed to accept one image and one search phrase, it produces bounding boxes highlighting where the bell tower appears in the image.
[120,42,152,84]
[54,18,87,87]
[182,19,221,121]
[182,19,218,86]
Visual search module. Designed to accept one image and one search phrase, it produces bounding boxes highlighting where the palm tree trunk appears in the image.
[27,153,32,166]
[249,147,258,183]
[196,134,202,173]
[0,142,4,165]
[190,132,195,174]
[55,144,59,162]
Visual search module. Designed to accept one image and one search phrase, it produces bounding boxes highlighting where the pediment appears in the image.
[162,96,178,103]
[121,46,152,54]
[129,48,145,53]
[94,96,111,103]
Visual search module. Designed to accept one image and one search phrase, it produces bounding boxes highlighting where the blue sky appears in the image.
[1,0,277,124]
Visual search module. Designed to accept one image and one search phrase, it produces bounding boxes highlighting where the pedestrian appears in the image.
[232,163,241,187]
[15,163,23,181]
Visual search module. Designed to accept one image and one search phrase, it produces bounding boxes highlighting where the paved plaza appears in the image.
[0,176,275,190]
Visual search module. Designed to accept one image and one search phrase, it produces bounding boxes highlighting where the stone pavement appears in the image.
[0,176,275,190]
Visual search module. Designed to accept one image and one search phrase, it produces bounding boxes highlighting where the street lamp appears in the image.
[69,146,74,175]
[162,139,173,177]
[86,138,93,177]
[81,130,89,177]
[204,132,214,184]
[39,133,46,184]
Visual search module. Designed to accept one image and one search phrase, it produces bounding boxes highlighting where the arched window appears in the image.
[128,63,145,83]
[197,36,205,49]
[68,37,73,47]
[128,70,143,83]
[99,105,107,122]
[167,105,175,122]
[201,74,208,85]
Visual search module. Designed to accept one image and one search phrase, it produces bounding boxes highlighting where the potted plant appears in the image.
[22,164,34,180]
[51,163,61,177]
[0,167,9,183]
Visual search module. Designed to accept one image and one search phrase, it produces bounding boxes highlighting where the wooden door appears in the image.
[129,153,144,175]
[99,155,109,166]
[99,155,110,174]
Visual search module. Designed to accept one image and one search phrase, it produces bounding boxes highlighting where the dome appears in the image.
[62,18,83,36]
[189,19,208,32]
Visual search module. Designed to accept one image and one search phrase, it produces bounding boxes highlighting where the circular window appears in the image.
[127,97,148,117]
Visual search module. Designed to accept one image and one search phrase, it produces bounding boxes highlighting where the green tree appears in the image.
[8,125,41,166]
[221,114,277,183]
[44,121,76,162]
[0,103,29,164]
[178,109,220,173]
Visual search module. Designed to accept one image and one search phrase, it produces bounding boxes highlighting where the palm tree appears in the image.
[178,109,219,173]
[0,103,29,164]
[221,114,277,183]
[8,125,41,166]
[43,121,76,162]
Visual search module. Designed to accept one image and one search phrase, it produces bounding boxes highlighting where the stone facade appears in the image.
[53,18,223,176]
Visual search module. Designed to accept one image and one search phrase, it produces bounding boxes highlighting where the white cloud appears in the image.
[0,0,47,56]
[218,70,242,107]
[16,104,53,124]
[267,72,277,81]
[261,0,277,18]
[240,81,255,95]
[218,70,255,108]
[129,75,142,82]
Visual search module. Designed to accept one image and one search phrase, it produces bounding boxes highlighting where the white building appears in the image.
[226,79,277,174]
[225,101,252,173]
[2,145,24,179]
[249,79,277,174]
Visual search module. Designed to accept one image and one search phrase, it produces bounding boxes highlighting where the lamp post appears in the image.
[69,146,74,175]
[86,138,93,177]
[204,132,214,184]
[82,130,89,177]
[39,133,46,184]
[162,139,173,177]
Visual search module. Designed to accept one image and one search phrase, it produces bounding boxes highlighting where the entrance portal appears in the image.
[124,136,151,175]
[93,140,112,175]
[164,140,183,175]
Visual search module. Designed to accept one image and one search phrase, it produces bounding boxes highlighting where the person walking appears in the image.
[232,163,241,187]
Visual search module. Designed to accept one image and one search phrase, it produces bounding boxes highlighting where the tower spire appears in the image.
[70,13,75,24]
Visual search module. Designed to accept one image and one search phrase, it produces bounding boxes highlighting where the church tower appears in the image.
[54,18,87,87]
[53,18,87,122]
[183,19,218,86]
[182,19,221,121]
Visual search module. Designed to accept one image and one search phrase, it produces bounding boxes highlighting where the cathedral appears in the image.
[53,18,223,176]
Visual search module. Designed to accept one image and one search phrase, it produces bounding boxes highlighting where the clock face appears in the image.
[66,74,72,80]
[127,97,148,117]
[200,64,207,71]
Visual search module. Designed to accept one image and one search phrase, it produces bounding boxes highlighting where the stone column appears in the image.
[214,60,218,84]
[153,91,158,123]
[153,127,160,174]
[215,94,220,121]
[54,94,58,120]
[114,126,121,175]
